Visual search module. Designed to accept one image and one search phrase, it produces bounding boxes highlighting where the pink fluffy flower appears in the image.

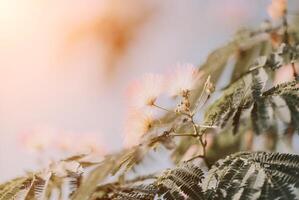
[167,63,202,97]
[123,109,154,148]
[127,73,164,109]
[267,0,287,20]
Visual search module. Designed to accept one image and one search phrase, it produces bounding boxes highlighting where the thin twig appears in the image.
[171,133,198,137]
[198,125,218,129]
[152,103,172,112]
[186,155,205,162]
[185,110,211,168]
[192,75,211,115]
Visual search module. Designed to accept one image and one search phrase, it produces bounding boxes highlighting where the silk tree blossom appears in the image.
[123,109,154,148]
[127,73,164,109]
[267,0,287,20]
[167,63,203,97]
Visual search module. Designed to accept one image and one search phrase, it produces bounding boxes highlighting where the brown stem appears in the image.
[182,111,211,168]
[186,154,205,162]
[152,103,172,112]
[171,133,198,137]
[192,75,211,114]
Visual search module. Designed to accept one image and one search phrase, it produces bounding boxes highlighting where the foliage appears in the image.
[105,152,299,200]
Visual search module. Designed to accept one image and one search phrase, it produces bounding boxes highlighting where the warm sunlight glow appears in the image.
[0,0,33,41]
[0,0,19,22]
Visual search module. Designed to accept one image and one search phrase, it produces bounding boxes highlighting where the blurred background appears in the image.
[0,0,297,181]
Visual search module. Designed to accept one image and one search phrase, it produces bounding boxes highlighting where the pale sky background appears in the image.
[0,0,298,182]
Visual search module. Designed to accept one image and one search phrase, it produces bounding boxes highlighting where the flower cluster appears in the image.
[168,64,202,97]
[267,0,287,20]
[124,63,203,147]
[127,73,164,109]
[123,110,154,147]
